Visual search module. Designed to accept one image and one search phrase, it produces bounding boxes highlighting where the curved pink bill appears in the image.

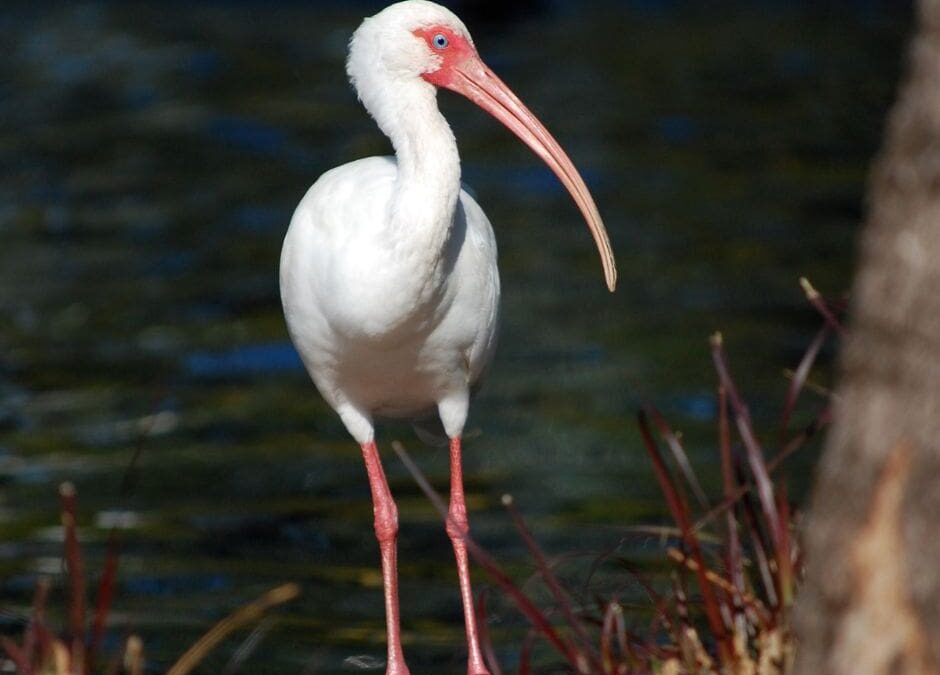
[443,55,617,292]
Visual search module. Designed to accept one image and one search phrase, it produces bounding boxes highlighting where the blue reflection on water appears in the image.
[656,114,698,145]
[185,342,304,379]
[125,574,231,597]
[206,115,320,169]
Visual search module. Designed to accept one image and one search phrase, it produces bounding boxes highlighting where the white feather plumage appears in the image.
[280,2,499,444]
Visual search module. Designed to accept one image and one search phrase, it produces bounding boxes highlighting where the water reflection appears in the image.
[0,1,909,672]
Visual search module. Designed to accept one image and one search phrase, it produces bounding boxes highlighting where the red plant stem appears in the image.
[23,577,51,671]
[637,410,732,665]
[518,632,534,675]
[60,482,86,673]
[775,484,794,607]
[739,483,779,611]
[646,408,709,510]
[475,591,503,675]
[710,335,784,560]
[780,404,832,461]
[503,496,602,673]
[717,387,747,639]
[799,277,845,335]
[88,528,122,674]
[779,323,830,446]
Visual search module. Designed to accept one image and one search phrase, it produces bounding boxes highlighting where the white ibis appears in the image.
[279,2,616,674]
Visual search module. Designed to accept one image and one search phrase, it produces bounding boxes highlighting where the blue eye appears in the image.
[433,33,449,49]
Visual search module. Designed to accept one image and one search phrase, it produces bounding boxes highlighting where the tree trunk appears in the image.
[795,1,940,673]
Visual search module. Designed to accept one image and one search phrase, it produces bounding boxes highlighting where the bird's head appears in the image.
[347,0,617,292]
[347,1,473,92]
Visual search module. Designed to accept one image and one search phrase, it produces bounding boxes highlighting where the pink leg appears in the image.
[447,437,491,675]
[360,441,410,675]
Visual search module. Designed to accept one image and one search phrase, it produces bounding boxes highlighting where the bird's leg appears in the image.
[446,436,490,675]
[360,441,410,675]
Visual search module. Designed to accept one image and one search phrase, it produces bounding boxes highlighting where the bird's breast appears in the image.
[286,157,458,341]
[279,156,499,419]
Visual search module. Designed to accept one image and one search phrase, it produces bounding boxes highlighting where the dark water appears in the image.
[0,1,910,672]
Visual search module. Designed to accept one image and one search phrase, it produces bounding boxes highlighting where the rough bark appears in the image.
[794,1,940,673]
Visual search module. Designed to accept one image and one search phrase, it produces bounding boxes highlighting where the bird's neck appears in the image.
[372,82,462,265]
[391,109,461,237]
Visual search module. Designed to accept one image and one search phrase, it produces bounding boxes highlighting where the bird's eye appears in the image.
[432,33,449,49]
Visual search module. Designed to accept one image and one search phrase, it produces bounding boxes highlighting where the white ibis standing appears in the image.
[279,2,616,674]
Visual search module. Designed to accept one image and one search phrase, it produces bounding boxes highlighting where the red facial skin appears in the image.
[413,26,477,87]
